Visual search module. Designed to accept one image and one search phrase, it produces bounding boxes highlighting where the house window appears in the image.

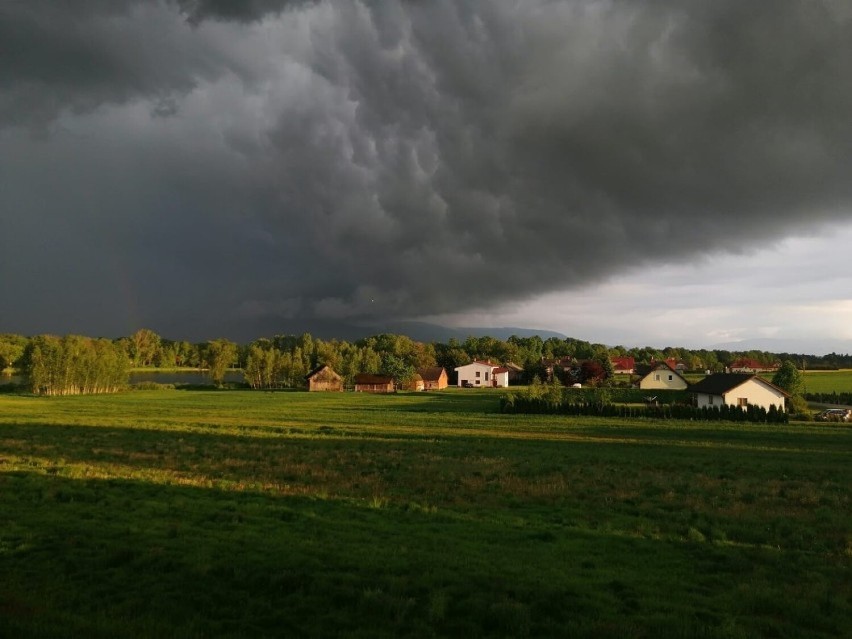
[738,398,748,407]
[708,395,713,405]
[475,371,480,378]
[668,375,673,381]
[654,374,660,381]
[485,371,490,381]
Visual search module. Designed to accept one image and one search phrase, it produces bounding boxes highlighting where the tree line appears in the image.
[1,329,849,395]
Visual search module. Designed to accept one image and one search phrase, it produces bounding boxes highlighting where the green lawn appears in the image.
[1,389,850,637]
[801,370,852,394]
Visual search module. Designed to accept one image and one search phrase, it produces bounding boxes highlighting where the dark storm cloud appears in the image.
[1,1,852,338]
[175,0,316,24]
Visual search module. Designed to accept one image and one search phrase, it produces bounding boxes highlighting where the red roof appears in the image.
[492,367,510,374]
[611,356,635,369]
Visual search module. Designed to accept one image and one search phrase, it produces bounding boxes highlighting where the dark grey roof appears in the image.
[305,364,341,380]
[417,367,446,382]
[690,373,789,396]
[354,373,394,385]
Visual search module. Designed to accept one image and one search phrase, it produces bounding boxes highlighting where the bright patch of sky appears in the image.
[430,223,852,352]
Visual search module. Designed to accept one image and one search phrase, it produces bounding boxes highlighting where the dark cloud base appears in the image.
[1,1,851,338]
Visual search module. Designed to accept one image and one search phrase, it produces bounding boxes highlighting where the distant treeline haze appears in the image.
[1,329,850,395]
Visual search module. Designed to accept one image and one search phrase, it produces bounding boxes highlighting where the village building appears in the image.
[354,373,395,393]
[690,373,788,411]
[304,365,343,392]
[503,362,524,384]
[637,361,689,390]
[729,359,780,374]
[491,367,510,388]
[611,356,635,374]
[404,373,425,392]
[417,367,448,390]
[454,360,510,388]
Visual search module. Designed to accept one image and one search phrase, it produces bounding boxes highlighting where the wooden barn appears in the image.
[354,373,395,393]
[404,373,425,392]
[305,365,343,392]
[417,367,448,390]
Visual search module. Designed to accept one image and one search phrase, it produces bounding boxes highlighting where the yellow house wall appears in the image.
[639,367,688,390]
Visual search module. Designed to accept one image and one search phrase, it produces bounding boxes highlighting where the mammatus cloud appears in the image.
[1,1,851,339]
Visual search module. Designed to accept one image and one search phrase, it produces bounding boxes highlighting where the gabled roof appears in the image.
[455,360,494,370]
[305,364,341,380]
[417,367,446,382]
[636,361,688,384]
[690,373,789,397]
[611,356,635,369]
[492,367,510,374]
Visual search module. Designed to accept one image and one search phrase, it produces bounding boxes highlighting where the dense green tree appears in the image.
[23,335,127,395]
[244,344,282,389]
[0,333,28,369]
[204,339,239,386]
[379,353,415,387]
[130,329,162,367]
[772,360,804,396]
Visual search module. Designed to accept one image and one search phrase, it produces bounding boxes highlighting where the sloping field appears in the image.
[1,390,850,637]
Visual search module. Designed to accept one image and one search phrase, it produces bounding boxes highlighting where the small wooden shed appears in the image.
[305,365,343,392]
[354,373,395,393]
[417,367,448,390]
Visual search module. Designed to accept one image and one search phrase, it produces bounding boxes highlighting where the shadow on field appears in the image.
[2,469,849,638]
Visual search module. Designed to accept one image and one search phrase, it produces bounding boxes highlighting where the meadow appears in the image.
[801,370,852,395]
[0,389,850,638]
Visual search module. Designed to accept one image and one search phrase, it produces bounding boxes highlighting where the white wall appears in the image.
[695,379,786,411]
[455,362,494,387]
[724,378,786,410]
[493,371,509,388]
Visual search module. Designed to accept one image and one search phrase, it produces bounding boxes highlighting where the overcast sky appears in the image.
[2,1,851,352]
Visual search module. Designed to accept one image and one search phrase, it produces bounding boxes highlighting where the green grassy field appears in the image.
[1,389,850,638]
[801,370,852,394]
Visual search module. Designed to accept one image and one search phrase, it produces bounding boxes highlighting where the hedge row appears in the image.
[804,392,852,405]
[500,396,788,423]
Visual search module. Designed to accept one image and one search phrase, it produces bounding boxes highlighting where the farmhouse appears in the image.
[690,373,788,411]
[455,361,509,388]
[354,373,395,393]
[503,362,524,384]
[417,366,448,390]
[305,365,343,392]
[637,361,689,390]
[611,356,635,374]
[492,367,510,388]
[729,358,780,374]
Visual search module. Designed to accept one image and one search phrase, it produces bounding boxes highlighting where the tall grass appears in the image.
[0,390,849,637]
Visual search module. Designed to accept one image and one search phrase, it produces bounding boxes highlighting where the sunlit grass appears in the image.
[0,390,850,637]
[802,369,852,394]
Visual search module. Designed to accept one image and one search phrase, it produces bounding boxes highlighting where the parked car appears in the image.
[815,408,852,422]
[462,381,475,388]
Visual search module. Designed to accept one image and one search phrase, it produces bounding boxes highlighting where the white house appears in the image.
[455,361,509,388]
[690,373,788,411]
[637,362,689,390]
[492,367,510,388]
